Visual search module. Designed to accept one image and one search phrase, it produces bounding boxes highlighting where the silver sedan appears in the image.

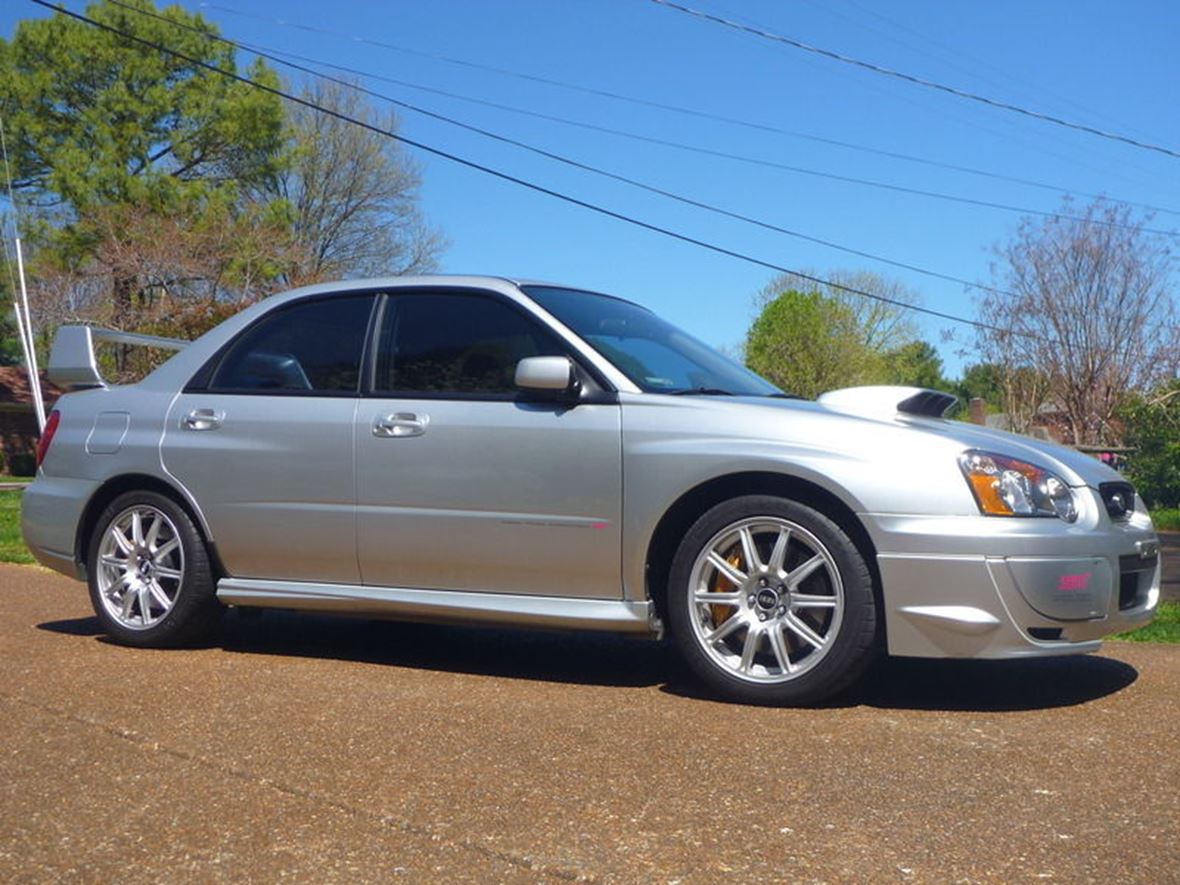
[23,276,1161,704]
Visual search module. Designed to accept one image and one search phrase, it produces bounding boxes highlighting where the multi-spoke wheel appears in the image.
[667,495,878,705]
[87,491,220,647]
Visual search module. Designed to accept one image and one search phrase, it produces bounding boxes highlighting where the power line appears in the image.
[225,40,1178,239]
[105,0,1017,295]
[27,0,1015,335]
[652,0,1180,161]
[195,1,1180,218]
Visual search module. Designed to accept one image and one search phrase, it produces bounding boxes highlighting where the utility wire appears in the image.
[196,1,1180,218]
[30,0,1014,335]
[215,34,1177,238]
[653,0,1180,161]
[105,0,1019,293]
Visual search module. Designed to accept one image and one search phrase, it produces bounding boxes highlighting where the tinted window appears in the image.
[375,293,565,395]
[211,295,374,394]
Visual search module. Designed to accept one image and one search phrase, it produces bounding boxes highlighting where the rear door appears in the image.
[162,293,376,583]
[354,289,623,598]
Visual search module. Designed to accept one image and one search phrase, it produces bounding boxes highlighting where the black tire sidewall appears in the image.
[86,490,219,647]
[667,495,878,705]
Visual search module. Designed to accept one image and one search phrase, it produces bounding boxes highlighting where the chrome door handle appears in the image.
[182,408,224,431]
[373,412,429,438]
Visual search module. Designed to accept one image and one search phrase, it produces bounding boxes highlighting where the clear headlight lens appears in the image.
[958,450,1078,522]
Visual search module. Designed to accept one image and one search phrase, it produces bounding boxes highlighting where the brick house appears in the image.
[0,367,61,474]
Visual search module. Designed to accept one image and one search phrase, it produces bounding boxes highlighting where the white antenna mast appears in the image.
[0,114,45,432]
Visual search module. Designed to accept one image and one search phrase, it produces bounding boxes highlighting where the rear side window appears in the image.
[210,295,374,394]
[374,293,565,396]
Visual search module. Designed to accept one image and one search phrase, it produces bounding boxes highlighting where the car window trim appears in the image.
[360,286,618,403]
[184,290,383,397]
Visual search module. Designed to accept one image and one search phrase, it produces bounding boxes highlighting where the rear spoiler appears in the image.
[47,325,189,390]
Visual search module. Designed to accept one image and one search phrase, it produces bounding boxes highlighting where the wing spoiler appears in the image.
[816,385,958,419]
[47,325,189,390]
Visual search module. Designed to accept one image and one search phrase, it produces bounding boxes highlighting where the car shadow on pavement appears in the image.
[840,654,1139,712]
[214,609,674,689]
[37,615,104,637]
[658,654,1139,711]
[38,611,1139,709]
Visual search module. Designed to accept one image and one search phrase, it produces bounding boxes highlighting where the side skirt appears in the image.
[216,578,657,634]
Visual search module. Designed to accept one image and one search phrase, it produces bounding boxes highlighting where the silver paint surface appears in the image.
[23,275,1161,659]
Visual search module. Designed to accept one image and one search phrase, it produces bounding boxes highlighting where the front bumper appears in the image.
[863,498,1160,659]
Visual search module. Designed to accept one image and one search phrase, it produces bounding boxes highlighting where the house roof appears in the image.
[0,366,63,407]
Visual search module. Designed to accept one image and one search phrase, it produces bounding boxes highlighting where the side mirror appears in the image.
[515,356,576,394]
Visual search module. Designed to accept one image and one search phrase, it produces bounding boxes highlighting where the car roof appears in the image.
[267,275,552,298]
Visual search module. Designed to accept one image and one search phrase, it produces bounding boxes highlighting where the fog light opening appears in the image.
[1027,627,1063,641]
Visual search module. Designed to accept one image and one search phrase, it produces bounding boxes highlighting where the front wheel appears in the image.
[667,495,878,705]
[87,491,221,647]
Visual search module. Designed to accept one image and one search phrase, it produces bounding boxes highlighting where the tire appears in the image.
[86,490,221,647]
[666,495,878,705]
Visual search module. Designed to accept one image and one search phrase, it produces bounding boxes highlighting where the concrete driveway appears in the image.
[1,563,1177,883]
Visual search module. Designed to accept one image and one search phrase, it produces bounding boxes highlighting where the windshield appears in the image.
[523,286,783,396]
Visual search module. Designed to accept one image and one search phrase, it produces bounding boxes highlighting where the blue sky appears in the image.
[5,0,1179,377]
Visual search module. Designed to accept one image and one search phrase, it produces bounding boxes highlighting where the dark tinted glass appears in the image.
[375,293,565,395]
[211,295,373,393]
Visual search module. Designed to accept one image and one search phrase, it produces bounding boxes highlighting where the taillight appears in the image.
[35,409,61,468]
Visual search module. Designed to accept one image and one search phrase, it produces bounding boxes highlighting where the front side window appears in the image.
[210,295,375,394]
[374,292,566,395]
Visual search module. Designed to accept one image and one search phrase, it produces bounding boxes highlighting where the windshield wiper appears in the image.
[766,392,805,400]
[666,387,736,396]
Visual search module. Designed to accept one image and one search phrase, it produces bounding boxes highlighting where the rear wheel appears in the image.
[87,491,220,647]
[667,495,878,705]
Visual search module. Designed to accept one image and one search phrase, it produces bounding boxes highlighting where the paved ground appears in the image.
[1,564,1178,883]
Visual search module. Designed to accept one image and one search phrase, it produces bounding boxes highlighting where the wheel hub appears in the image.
[755,587,780,611]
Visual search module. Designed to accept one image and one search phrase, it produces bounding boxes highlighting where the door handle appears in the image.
[373,412,429,438]
[182,408,224,431]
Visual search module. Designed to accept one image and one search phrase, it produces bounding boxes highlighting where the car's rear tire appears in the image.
[86,491,221,647]
[666,495,878,705]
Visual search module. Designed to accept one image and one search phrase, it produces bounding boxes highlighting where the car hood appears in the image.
[737,386,1122,489]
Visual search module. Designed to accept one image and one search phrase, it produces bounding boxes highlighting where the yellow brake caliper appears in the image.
[709,546,743,626]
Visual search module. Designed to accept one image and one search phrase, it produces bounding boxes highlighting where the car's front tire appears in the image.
[87,491,221,647]
[667,495,878,705]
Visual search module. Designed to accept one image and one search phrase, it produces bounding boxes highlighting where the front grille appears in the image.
[1100,482,1136,521]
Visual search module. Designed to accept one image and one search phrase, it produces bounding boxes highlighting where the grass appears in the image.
[1152,508,1180,531]
[1111,601,1180,643]
[0,490,35,564]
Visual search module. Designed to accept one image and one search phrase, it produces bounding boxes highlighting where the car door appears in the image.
[355,289,623,598]
[161,293,376,583]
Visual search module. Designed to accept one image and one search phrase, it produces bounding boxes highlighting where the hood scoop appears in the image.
[816,385,958,420]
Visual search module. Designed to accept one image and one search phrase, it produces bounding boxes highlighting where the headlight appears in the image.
[958,450,1078,522]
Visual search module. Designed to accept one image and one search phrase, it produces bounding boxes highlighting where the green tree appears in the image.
[1119,382,1180,509]
[1,0,288,324]
[955,362,1004,411]
[746,271,934,399]
[883,340,947,390]
[746,288,866,398]
[1,0,285,213]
